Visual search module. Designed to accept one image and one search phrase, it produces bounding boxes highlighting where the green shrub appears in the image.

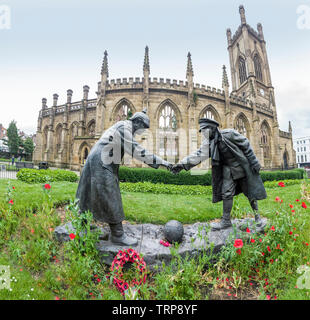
[17,168,79,184]
[120,181,212,195]
[118,167,304,186]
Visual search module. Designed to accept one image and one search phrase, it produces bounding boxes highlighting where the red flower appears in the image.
[267,246,271,252]
[259,238,262,242]
[160,239,171,247]
[261,252,265,256]
[278,182,285,187]
[289,204,294,208]
[296,199,300,202]
[96,278,101,283]
[280,199,283,203]
[302,202,307,209]
[55,296,60,300]
[266,295,271,300]
[305,243,309,246]
[270,259,274,263]
[69,233,76,240]
[246,228,251,233]
[31,229,35,234]
[12,186,15,190]
[270,226,275,231]
[236,249,242,255]
[233,239,243,249]
[275,196,280,202]
[292,210,295,213]
[289,231,293,235]
[250,239,255,243]
[44,183,51,190]
[8,199,14,205]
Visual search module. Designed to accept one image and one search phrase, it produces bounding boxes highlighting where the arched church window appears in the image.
[87,121,96,137]
[158,103,179,162]
[261,122,271,159]
[159,105,177,132]
[116,104,133,122]
[56,125,62,153]
[238,57,247,85]
[254,54,263,82]
[235,115,248,137]
[201,109,215,120]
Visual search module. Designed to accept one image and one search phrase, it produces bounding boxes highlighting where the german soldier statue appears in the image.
[76,109,173,246]
[172,118,267,231]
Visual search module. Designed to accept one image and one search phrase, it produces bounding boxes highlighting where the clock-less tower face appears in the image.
[226,5,273,107]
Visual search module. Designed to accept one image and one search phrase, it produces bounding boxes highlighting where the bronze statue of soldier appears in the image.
[172,118,267,231]
[76,109,172,246]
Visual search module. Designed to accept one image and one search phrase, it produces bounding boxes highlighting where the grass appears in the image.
[0,178,309,300]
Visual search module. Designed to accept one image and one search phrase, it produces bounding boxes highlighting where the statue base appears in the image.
[54,217,267,271]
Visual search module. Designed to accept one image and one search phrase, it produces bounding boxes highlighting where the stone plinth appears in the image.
[54,218,267,271]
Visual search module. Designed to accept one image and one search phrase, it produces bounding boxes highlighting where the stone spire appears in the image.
[186,52,194,78]
[239,5,246,25]
[222,65,229,89]
[143,46,150,72]
[257,23,264,40]
[289,121,292,133]
[101,50,109,77]
[143,46,150,109]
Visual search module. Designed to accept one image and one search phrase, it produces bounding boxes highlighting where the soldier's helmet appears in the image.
[129,108,150,129]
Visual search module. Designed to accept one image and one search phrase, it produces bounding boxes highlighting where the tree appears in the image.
[3,120,22,155]
[23,137,35,156]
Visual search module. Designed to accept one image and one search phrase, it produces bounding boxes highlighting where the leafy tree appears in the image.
[23,137,35,156]
[3,120,22,155]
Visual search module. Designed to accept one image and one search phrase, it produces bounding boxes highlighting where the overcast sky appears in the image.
[1,0,310,138]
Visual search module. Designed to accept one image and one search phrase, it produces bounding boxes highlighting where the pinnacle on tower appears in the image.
[222,65,229,88]
[143,46,150,72]
[289,121,292,133]
[250,79,256,98]
[186,52,194,78]
[101,50,109,77]
[239,5,246,25]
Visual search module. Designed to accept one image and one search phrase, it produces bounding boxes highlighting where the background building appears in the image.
[294,137,310,169]
[33,5,296,171]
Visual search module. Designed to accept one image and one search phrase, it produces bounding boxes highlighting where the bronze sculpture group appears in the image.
[76,109,267,246]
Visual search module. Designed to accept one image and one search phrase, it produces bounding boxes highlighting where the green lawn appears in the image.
[0,179,303,224]
[0,178,309,300]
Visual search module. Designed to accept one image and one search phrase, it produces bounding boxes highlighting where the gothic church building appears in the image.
[33,5,296,171]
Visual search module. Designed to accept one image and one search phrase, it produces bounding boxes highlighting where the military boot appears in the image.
[250,200,263,227]
[210,199,233,231]
[109,223,138,246]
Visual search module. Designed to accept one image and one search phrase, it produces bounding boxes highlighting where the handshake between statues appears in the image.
[160,161,184,175]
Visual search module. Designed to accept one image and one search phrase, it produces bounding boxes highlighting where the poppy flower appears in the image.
[96,278,101,283]
[270,226,275,231]
[261,252,265,256]
[289,231,293,235]
[246,228,251,233]
[12,186,15,190]
[292,210,295,213]
[296,199,300,202]
[236,249,242,255]
[267,246,271,252]
[289,204,294,208]
[259,238,262,242]
[302,202,307,209]
[69,233,76,240]
[275,197,280,202]
[233,239,243,249]
[250,239,255,243]
[8,199,14,205]
[31,229,35,234]
[278,182,285,187]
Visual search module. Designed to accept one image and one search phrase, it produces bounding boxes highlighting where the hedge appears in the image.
[118,167,305,186]
[119,179,302,196]
[17,168,79,183]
